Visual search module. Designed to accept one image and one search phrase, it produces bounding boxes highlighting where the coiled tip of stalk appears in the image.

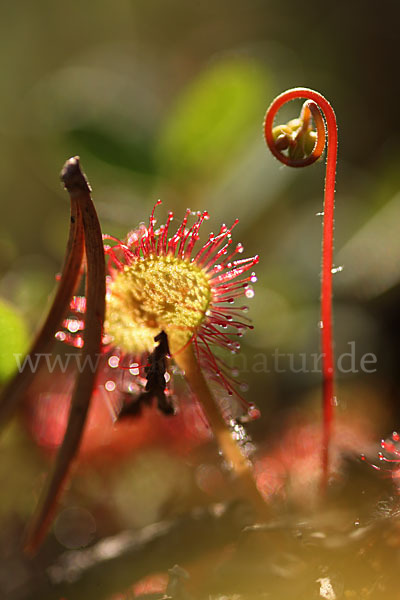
[263,87,338,494]
[264,91,326,168]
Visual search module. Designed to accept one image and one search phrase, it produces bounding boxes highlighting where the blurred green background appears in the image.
[0,0,400,598]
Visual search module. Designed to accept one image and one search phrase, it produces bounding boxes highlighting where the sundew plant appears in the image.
[0,85,337,549]
[0,79,398,600]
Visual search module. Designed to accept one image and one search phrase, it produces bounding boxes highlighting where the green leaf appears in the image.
[68,126,156,175]
[157,58,270,182]
[0,298,29,383]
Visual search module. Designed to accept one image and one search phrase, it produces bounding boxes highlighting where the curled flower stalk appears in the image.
[264,88,338,488]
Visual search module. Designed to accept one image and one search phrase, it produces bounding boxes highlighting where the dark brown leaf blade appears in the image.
[24,157,106,554]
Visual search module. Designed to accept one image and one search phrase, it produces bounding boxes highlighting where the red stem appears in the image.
[264,88,338,488]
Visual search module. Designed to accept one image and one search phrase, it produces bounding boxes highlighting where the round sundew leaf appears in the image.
[156,58,270,181]
[0,298,29,383]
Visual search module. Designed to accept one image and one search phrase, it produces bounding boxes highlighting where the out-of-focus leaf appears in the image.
[201,137,296,231]
[0,259,55,322]
[0,298,29,383]
[68,126,156,175]
[157,58,270,181]
[0,423,43,518]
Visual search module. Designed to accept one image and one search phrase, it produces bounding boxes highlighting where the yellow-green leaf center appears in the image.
[105,254,212,355]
